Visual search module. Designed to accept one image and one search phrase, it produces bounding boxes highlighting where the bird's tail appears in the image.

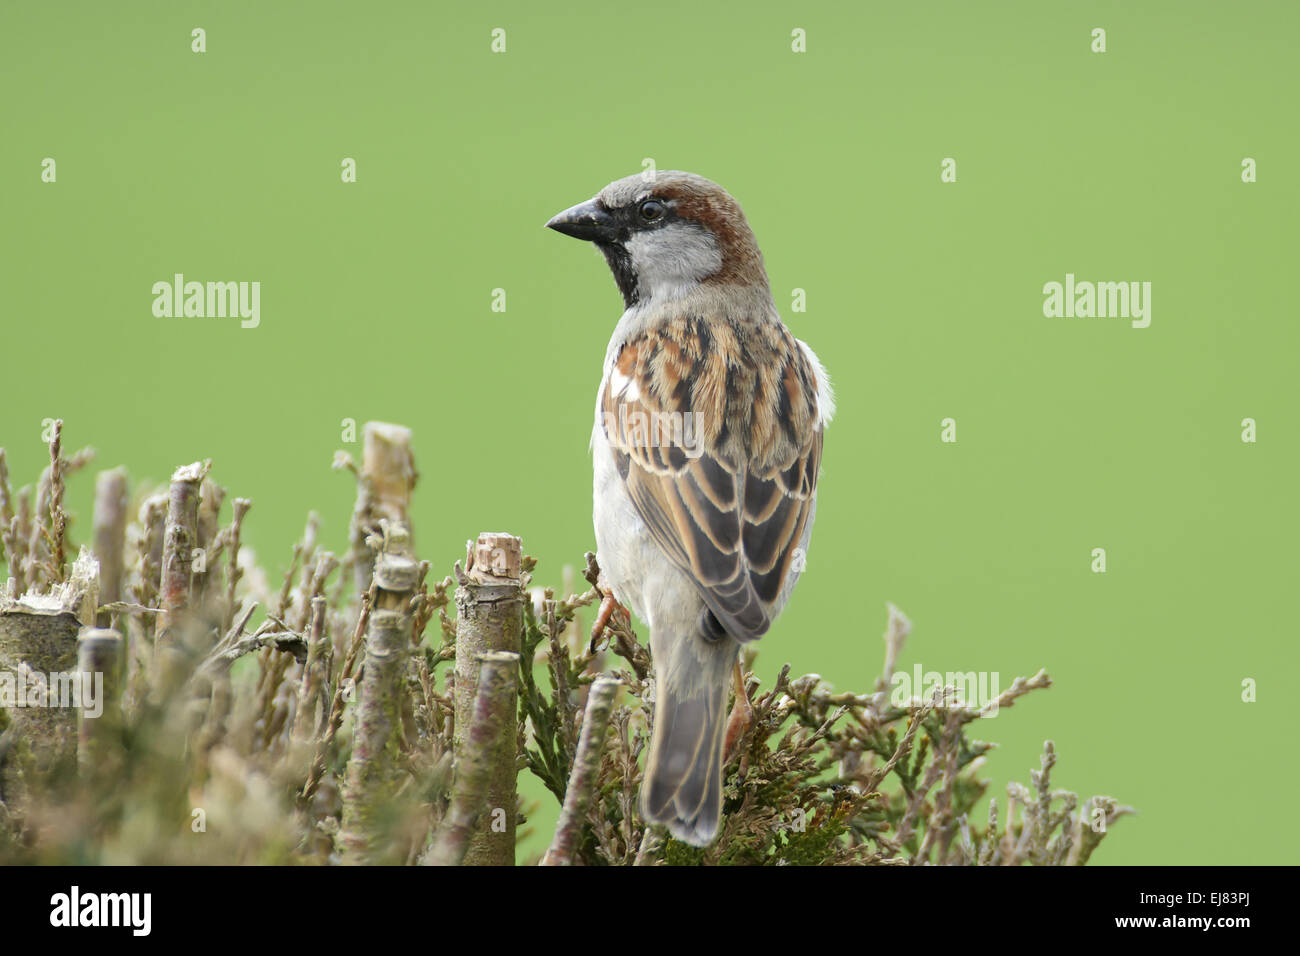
[640,630,738,847]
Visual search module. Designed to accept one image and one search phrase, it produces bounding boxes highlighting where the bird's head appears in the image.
[546,171,768,308]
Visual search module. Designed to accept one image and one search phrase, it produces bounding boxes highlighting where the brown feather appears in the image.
[601,313,822,643]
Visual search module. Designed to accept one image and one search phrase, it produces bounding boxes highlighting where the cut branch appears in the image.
[76,627,123,779]
[347,422,416,595]
[425,650,519,867]
[542,674,620,866]
[153,460,209,696]
[92,468,128,629]
[452,532,523,865]
[338,523,418,864]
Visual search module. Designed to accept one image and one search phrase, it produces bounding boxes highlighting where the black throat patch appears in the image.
[595,240,639,308]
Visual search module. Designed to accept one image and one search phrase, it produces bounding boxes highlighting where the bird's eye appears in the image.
[638,199,665,222]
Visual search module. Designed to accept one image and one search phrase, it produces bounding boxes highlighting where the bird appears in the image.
[545,171,833,846]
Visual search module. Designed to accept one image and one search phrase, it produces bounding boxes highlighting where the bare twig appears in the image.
[542,675,620,866]
[92,468,128,629]
[339,525,419,864]
[76,628,123,779]
[153,460,210,695]
[452,533,524,865]
[424,651,519,866]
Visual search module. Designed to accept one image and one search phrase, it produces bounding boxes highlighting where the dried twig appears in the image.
[542,675,620,865]
[424,651,519,866]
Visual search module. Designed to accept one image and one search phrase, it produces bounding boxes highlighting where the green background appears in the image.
[2,0,1295,865]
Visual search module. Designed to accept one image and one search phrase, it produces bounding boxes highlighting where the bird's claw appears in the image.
[723,657,754,766]
[589,573,631,654]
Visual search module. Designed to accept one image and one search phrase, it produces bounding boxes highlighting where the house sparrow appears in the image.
[546,171,833,846]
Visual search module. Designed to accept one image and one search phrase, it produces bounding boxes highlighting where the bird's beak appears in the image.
[545,198,618,242]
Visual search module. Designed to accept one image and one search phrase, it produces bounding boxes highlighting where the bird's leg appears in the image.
[589,571,631,654]
[723,655,754,765]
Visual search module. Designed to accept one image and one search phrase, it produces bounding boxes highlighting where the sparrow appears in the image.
[546,171,833,846]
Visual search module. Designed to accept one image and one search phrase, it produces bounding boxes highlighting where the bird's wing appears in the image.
[600,314,823,642]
